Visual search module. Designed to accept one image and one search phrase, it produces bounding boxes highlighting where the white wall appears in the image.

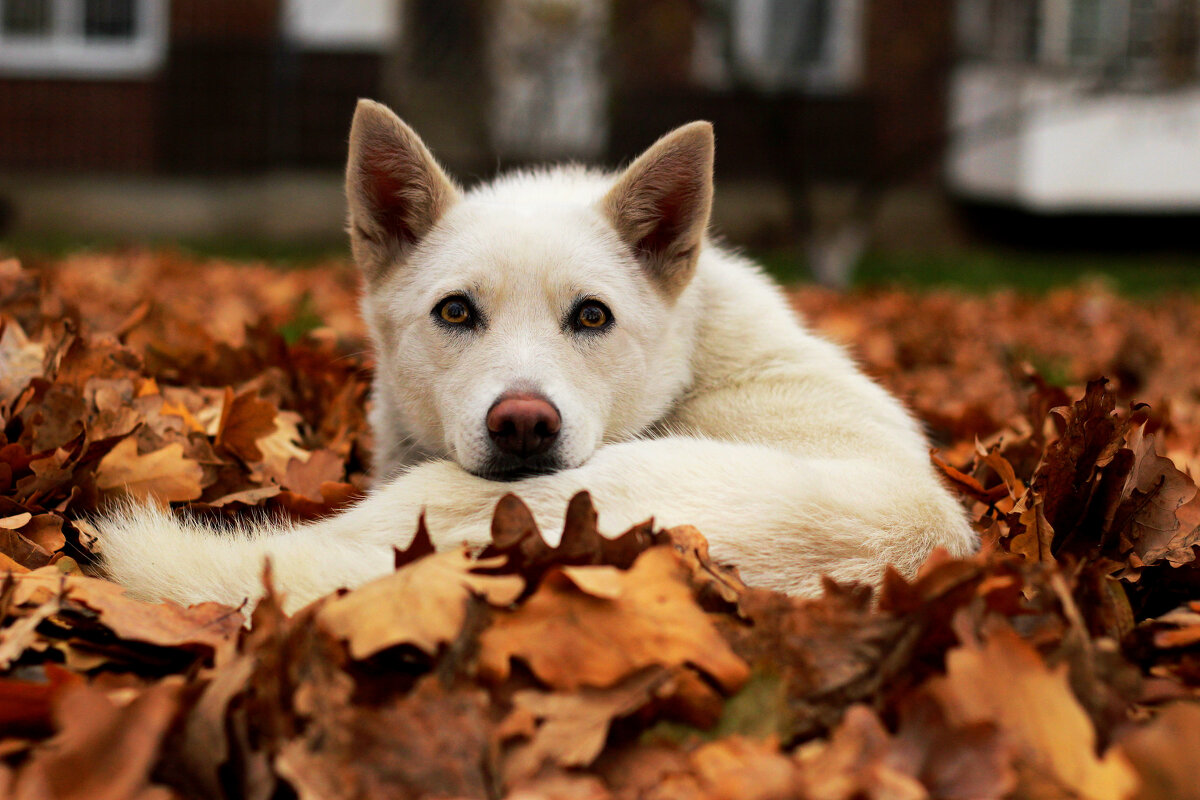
[948,63,1200,211]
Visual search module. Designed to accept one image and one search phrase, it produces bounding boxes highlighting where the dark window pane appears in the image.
[2,0,52,35]
[84,0,136,38]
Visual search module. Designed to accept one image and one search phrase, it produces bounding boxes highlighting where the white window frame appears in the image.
[0,0,168,79]
[282,0,400,53]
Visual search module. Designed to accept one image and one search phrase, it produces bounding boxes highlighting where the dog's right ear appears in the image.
[346,99,461,281]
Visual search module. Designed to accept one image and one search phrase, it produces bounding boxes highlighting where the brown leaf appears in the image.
[480,492,659,585]
[1008,492,1057,564]
[690,737,801,800]
[0,665,80,740]
[95,438,205,504]
[10,678,184,800]
[1117,702,1200,800]
[889,691,1016,800]
[727,584,912,744]
[215,387,277,464]
[0,512,32,529]
[11,567,243,657]
[275,675,494,800]
[1116,427,1199,567]
[1033,378,1124,535]
[317,548,523,659]
[928,624,1137,800]
[795,705,926,800]
[0,596,61,669]
[283,449,346,502]
[501,667,671,786]
[20,514,66,554]
[976,439,1025,500]
[478,547,749,692]
[0,528,54,570]
[659,525,747,607]
[932,449,1009,505]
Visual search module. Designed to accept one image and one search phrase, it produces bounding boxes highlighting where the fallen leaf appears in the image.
[928,624,1137,800]
[501,667,671,785]
[318,548,523,659]
[10,677,184,800]
[215,388,277,464]
[95,438,205,504]
[478,547,749,692]
[275,675,494,800]
[1117,702,1200,800]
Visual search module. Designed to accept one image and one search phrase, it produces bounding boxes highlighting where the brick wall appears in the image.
[0,79,157,172]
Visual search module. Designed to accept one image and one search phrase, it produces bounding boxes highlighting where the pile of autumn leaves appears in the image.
[2,252,1200,800]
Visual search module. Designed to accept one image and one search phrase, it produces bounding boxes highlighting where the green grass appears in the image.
[759,248,1200,296]
[6,233,1200,296]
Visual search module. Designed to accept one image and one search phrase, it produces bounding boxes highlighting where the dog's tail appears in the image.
[94,501,396,612]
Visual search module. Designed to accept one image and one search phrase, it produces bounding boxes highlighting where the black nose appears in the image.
[486,392,561,458]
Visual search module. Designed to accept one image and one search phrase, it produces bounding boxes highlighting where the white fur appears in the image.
[96,109,976,612]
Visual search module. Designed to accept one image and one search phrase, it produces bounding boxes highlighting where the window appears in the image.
[0,0,166,78]
[956,0,1041,63]
[694,0,864,93]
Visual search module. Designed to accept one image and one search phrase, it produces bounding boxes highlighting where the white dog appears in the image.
[97,100,975,611]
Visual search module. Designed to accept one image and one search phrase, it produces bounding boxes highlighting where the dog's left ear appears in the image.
[603,121,714,296]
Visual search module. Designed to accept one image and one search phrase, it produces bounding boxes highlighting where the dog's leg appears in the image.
[395,437,975,595]
[99,436,972,610]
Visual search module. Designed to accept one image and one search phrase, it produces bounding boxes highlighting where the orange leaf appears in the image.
[95,438,205,504]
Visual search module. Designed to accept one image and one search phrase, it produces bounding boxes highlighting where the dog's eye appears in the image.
[434,296,474,326]
[572,300,612,332]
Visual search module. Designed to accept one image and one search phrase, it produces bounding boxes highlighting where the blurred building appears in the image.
[0,0,949,181]
[949,0,1200,212]
[0,0,395,172]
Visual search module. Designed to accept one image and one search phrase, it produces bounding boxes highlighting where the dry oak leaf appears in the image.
[318,547,523,659]
[888,692,1016,800]
[478,546,750,692]
[689,736,802,800]
[480,491,659,585]
[9,677,184,800]
[795,705,926,800]
[1007,492,1056,565]
[95,438,204,504]
[11,567,243,657]
[928,624,1137,800]
[0,317,45,402]
[500,667,672,786]
[659,524,747,607]
[1117,426,1199,567]
[214,387,277,464]
[20,514,67,554]
[0,512,32,529]
[283,449,346,501]
[1116,702,1200,800]
[275,675,494,800]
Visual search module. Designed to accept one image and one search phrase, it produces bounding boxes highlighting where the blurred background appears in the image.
[2,0,1200,290]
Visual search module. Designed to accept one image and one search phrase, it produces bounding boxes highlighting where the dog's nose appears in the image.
[486,392,561,458]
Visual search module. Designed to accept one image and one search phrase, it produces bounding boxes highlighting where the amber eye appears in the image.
[436,296,473,326]
[573,301,611,331]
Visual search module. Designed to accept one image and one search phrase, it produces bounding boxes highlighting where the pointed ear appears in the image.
[602,121,714,295]
[345,99,461,281]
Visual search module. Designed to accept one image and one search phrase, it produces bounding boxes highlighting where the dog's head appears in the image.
[346,100,713,479]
